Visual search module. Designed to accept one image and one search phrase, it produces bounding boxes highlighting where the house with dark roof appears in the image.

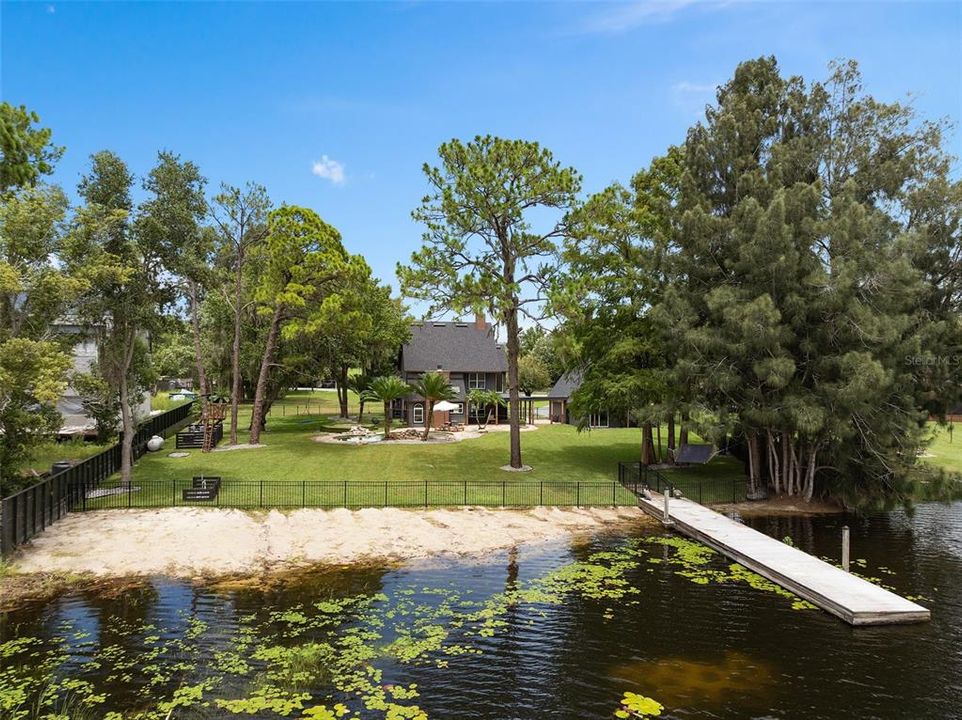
[395,314,509,427]
[547,369,626,428]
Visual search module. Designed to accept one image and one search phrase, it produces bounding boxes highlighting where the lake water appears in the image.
[2,501,960,719]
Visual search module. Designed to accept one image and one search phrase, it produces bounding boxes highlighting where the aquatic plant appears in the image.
[1,533,848,719]
[614,691,663,718]
[642,536,816,610]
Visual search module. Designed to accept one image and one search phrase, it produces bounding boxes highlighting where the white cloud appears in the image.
[579,0,696,34]
[670,80,718,117]
[573,0,739,36]
[311,155,346,185]
[672,81,717,95]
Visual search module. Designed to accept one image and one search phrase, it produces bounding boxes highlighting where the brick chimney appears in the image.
[474,312,487,330]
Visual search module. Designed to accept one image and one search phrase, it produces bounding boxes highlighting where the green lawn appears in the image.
[63,389,744,509]
[134,391,646,485]
[73,390,647,508]
[924,421,962,474]
[20,439,111,475]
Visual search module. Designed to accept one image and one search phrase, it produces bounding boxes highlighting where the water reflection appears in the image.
[2,503,961,720]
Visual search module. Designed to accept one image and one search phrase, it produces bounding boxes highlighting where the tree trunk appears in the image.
[358,399,366,424]
[746,432,759,496]
[679,410,689,447]
[118,370,134,486]
[781,431,790,496]
[188,279,209,397]
[804,443,820,502]
[787,440,799,496]
[641,423,657,465]
[229,249,244,445]
[655,423,662,463]
[768,429,781,494]
[337,365,349,418]
[667,415,676,463]
[249,306,282,445]
[422,400,435,441]
[383,400,391,438]
[505,304,523,468]
[117,326,137,486]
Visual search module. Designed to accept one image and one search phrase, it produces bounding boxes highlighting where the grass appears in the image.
[19,438,111,475]
[15,393,194,476]
[132,389,653,485]
[73,389,732,508]
[924,421,962,474]
[149,391,196,413]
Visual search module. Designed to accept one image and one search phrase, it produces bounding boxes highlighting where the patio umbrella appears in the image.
[434,400,459,412]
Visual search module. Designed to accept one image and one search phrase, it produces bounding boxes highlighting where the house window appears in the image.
[468,373,485,390]
[413,403,424,425]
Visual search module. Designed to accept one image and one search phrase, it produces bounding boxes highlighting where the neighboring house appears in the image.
[396,314,508,427]
[53,319,152,437]
[547,370,624,428]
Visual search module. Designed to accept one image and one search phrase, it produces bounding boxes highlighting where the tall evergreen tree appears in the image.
[659,57,961,503]
[400,136,581,470]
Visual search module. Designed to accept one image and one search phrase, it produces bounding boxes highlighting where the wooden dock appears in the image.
[636,492,930,626]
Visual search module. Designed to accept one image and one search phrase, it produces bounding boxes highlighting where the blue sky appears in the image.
[3,1,960,293]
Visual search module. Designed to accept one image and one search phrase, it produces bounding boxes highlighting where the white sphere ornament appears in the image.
[147,435,165,452]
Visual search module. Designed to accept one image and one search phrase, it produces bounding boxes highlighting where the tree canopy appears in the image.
[400,135,581,469]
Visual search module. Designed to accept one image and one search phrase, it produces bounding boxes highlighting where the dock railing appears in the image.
[1,400,197,555]
[618,461,744,506]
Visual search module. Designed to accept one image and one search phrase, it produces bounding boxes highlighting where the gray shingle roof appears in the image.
[547,369,583,400]
[400,322,508,373]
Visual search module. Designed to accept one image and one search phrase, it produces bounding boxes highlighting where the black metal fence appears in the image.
[74,479,640,511]
[618,461,744,505]
[1,401,197,555]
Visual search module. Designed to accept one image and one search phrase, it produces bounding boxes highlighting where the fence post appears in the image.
[577,482,580,508]
[463,481,467,506]
[259,479,264,508]
[540,481,543,506]
[502,480,506,507]
[173,478,176,506]
[612,482,616,506]
[383,481,387,507]
[424,480,428,509]
[302,480,306,508]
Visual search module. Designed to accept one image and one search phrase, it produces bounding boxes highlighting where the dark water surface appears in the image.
[2,502,961,719]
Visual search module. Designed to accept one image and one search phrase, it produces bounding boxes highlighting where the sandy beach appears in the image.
[7,506,651,578]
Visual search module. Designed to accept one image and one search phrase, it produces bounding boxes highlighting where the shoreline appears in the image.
[2,505,651,585]
[0,499,844,610]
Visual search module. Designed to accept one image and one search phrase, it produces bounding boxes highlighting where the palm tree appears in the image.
[347,373,371,424]
[411,372,457,441]
[363,376,411,439]
[467,389,505,430]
